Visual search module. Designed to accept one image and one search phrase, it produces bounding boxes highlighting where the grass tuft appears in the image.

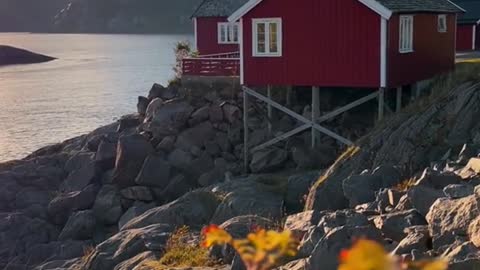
[142,226,215,270]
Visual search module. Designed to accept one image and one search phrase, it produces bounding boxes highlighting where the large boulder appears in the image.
[137,96,149,115]
[444,184,474,199]
[210,179,285,224]
[392,226,430,255]
[118,202,156,230]
[83,224,172,270]
[307,225,383,270]
[93,185,123,225]
[426,194,480,249]
[148,83,177,100]
[95,139,117,171]
[147,101,194,137]
[61,152,97,192]
[250,147,288,173]
[135,154,171,189]
[122,190,221,230]
[373,210,427,241]
[58,210,96,241]
[26,240,90,266]
[112,134,154,188]
[285,171,321,214]
[48,184,98,225]
[407,185,445,216]
[175,122,215,151]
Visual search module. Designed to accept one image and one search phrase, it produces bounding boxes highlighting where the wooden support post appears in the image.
[286,86,292,107]
[311,86,320,148]
[378,87,385,121]
[396,86,402,112]
[243,87,249,173]
[267,85,273,135]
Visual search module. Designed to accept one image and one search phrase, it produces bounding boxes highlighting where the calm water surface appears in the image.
[0,33,192,162]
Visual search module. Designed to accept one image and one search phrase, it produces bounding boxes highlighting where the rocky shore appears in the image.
[0,65,480,270]
[0,45,55,66]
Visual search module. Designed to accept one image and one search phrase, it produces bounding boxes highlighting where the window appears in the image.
[438,15,447,33]
[218,22,239,44]
[399,15,414,53]
[253,18,282,57]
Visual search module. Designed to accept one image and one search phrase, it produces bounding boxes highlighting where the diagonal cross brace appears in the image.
[243,87,354,146]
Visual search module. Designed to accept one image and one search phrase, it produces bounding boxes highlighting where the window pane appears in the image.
[257,23,266,53]
[233,24,239,42]
[269,22,278,53]
[220,25,226,42]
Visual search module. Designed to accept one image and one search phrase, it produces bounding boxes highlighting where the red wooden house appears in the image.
[453,0,480,51]
[225,0,464,167]
[228,0,463,88]
[182,0,248,76]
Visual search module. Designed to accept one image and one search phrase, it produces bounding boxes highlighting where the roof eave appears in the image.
[228,0,393,22]
[446,0,466,13]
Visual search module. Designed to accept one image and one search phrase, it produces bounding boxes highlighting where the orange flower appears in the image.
[201,225,233,248]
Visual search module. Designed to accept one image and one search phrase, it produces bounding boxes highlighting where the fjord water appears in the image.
[0,33,192,162]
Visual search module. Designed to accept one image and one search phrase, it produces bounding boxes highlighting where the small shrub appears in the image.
[395,177,417,192]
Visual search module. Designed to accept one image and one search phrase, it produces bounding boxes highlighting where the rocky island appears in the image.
[0,45,56,66]
[0,63,480,270]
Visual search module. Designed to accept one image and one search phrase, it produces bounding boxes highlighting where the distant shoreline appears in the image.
[0,31,194,35]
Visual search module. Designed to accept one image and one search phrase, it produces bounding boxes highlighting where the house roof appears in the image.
[192,0,249,18]
[375,0,465,13]
[228,0,464,22]
[452,0,480,24]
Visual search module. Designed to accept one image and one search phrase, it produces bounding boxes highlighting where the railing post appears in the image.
[243,87,249,173]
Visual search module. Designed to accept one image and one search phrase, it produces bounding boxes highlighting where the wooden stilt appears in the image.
[311,86,320,148]
[286,86,292,107]
[396,86,402,112]
[267,85,273,135]
[243,87,249,173]
[378,87,385,121]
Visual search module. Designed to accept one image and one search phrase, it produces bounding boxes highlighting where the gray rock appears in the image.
[250,147,288,173]
[158,174,193,203]
[342,174,382,207]
[285,171,321,214]
[209,104,224,122]
[307,225,383,270]
[95,139,117,170]
[113,134,154,188]
[148,83,177,100]
[175,122,215,152]
[468,215,480,247]
[393,226,430,255]
[444,184,474,199]
[15,187,51,209]
[373,210,426,241]
[426,195,480,249]
[407,184,445,216]
[168,149,193,171]
[122,190,221,230]
[114,251,155,270]
[93,185,123,225]
[145,98,164,120]
[61,153,97,192]
[83,224,172,270]
[59,210,96,241]
[189,105,210,126]
[156,135,176,152]
[117,114,142,133]
[416,169,462,189]
[120,186,154,202]
[135,154,171,189]
[148,101,194,136]
[26,240,89,266]
[210,180,284,224]
[449,259,480,270]
[137,96,149,115]
[118,202,155,230]
[48,184,98,225]
[222,104,241,123]
[443,241,479,264]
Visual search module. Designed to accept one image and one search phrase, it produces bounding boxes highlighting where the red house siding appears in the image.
[242,0,381,88]
[196,17,239,55]
[387,14,456,88]
[457,24,476,51]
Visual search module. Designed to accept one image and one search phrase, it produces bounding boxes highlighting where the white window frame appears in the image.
[252,18,282,57]
[218,22,239,44]
[438,14,447,33]
[399,15,414,53]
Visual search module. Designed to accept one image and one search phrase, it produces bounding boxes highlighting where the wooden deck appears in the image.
[181,52,240,77]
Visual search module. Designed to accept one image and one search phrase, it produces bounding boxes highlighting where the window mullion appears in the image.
[265,22,270,54]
